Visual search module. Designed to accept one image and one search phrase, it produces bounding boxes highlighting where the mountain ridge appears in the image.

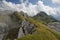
[15,11,60,40]
[0,11,60,40]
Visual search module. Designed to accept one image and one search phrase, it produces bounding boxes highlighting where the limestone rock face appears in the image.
[48,22,60,32]
[0,23,8,40]
[0,11,36,40]
[18,20,36,38]
[0,11,20,40]
[18,27,24,38]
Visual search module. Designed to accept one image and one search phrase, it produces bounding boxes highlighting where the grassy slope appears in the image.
[15,13,60,40]
[33,12,58,25]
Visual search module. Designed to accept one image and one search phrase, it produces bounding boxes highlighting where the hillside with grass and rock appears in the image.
[0,11,60,40]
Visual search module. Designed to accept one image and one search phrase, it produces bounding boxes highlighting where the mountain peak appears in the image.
[36,11,48,17]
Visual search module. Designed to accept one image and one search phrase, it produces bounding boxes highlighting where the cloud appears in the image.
[37,1,57,16]
[51,0,60,4]
[37,1,60,21]
[53,7,60,20]
[0,0,60,18]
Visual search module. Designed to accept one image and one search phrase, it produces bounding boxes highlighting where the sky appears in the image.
[6,0,38,4]
[6,0,60,7]
[0,0,60,20]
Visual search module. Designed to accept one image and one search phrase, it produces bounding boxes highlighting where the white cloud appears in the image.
[0,0,60,20]
[37,1,57,16]
[53,7,60,20]
[52,0,60,4]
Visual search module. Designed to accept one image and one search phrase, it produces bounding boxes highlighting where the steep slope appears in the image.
[13,12,60,40]
[48,22,60,32]
[0,11,60,40]
[32,11,60,32]
[5,11,37,40]
[0,11,20,40]
[33,11,58,25]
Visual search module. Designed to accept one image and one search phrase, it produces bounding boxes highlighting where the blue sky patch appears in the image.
[6,0,20,4]
[6,0,59,7]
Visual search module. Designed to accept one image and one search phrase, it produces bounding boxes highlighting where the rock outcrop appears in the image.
[0,23,8,40]
[0,11,36,40]
[48,22,60,32]
[0,11,60,40]
[18,20,36,38]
